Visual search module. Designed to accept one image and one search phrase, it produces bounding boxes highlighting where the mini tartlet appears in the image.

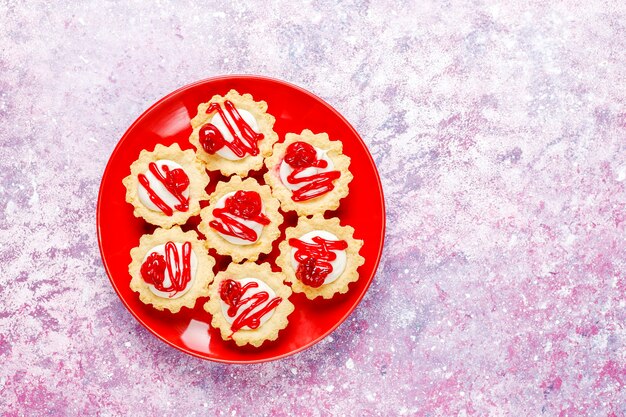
[189,89,279,176]
[277,215,364,300]
[264,129,353,216]
[198,176,282,263]
[122,143,209,228]
[204,262,294,347]
[129,226,215,313]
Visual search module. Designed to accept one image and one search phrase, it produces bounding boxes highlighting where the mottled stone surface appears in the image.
[1,1,626,415]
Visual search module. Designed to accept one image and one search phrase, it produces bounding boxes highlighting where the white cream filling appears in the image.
[142,242,197,299]
[210,108,259,161]
[219,277,277,330]
[290,230,347,285]
[279,147,334,191]
[213,191,265,245]
[137,159,190,212]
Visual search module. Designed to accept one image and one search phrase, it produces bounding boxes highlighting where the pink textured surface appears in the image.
[1,1,625,415]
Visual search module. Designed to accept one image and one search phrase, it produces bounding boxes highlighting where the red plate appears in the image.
[97,76,385,363]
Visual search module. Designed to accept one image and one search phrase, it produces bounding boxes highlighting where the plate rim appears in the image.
[96,74,386,364]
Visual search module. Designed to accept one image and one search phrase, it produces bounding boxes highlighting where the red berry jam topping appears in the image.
[283,141,341,202]
[166,166,190,193]
[225,190,265,220]
[219,279,244,312]
[140,252,167,285]
[198,124,225,154]
[289,236,348,287]
[140,241,193,297]
[210,190,270,242]
[199,100,264,158]
[284,141,320,168]
[295,257,331,288]
[219,278,282,334]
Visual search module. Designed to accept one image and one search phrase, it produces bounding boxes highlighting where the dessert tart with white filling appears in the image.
[189,89,279,176]
[204,262,294,347]
[264,129,352,216]
[122,144,209,228]
[129,227,215,313]
[198,176,282,263]
[277,215,364,300]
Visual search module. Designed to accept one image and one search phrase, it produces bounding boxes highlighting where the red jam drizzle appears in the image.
[199,101,264,158]
[219,279,282,333]
[138,162,190,216]
[140,241,193,297]
[289,236,348,287]
[283,141,341,202]
[210,190,270,242]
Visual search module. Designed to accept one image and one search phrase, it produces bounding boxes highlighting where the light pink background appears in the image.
[1,1,625,415]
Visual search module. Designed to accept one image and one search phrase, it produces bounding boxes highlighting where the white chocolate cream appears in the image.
[210,108,259,161]
[142,242,197,299]
[279,147,334,190]
[137,159,190,212]
[219,278,277,330]
[213,191,266,246]
[290,230,347,285]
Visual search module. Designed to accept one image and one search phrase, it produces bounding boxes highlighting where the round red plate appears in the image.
[97,75,386,363]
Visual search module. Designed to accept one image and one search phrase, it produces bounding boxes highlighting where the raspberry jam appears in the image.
[137,162,190,216]
[284,141,319,168]
[198,124,225,154]
[210,190,270,242]
[289,236,348,287]
[140,241,193,297]
[219,279,282,333]
[199,101,264,158]
[283,141,341,202]
[295,257,331,287]
[140,252,166,286]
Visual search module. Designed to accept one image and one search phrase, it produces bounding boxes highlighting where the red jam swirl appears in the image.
[199,101,264,158]
[283,141,341,202]
[219,279,282,333]
[140,241,193,297]
[289,236,348,287]
[210,190,270,242]
[138,162,190,216]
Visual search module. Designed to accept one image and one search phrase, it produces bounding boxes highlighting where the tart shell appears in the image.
[122,143,209,228]
[204,262,294,347]
[263,129,353,216]
[198,176,283,263]
[129,226,215,313]
[189,89,279,176]
[277,215,364,300]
